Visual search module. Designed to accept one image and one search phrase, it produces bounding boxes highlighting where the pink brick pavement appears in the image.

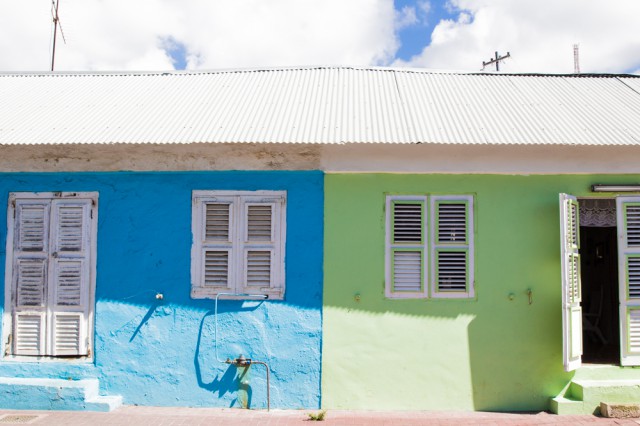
[0,407,639,426]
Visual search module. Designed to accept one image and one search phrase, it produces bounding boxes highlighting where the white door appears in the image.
[617,197,640,366]
[560,194,582,371]
[5,193,96,358]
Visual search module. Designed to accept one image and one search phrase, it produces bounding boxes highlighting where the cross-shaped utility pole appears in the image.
[482,51,510,72]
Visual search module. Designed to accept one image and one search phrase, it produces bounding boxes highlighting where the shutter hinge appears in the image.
[4,333,12,356]
[90,209,93,219]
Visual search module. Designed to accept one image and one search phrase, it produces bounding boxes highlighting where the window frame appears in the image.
[2,191,98,362]
[191,190,286,300]
[385,194,475,300]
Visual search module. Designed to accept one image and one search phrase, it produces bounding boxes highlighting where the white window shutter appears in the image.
[560,193,582,372]
[191,195,236,298]
[13,313,46,356]
[431,196,474,298]
[11,201,50,356]
[191,191,286,299]
[51,313,86,356]
[7,194,96,358]
[385,196,427,298]
[240,197,285,297]
[617,197,640,366]
[48,199,92,356]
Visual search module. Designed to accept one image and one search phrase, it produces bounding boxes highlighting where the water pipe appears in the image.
[214,292,272,411]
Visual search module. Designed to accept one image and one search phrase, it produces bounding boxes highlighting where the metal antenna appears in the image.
[50,0,67,71]
[482,51,510,72]
[573,44,580,74]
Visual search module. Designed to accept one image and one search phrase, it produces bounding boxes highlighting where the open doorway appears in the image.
[579,199,620,364]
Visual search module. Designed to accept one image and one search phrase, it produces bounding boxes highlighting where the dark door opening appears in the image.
[579,226,620,364]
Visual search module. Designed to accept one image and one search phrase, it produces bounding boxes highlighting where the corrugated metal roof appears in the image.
[1,67,639,145]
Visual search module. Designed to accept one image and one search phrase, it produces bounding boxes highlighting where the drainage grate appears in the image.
[0,415,41,424]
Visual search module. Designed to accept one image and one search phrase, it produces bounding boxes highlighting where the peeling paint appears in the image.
[0,170,323,409]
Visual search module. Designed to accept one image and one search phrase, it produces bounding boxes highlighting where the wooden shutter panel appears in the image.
[6,194,96,358]
[240,198,284,296]
[204,250,230,286]
[393,203,423,243]
[13,314,45,356]
[192,191,286,299]
[560,193,582,371]
[617,198,640,366]
[431,196,474,298]
[192,196,235,296]
[246,250,273,287]
[206,203,231,241]
[49,199,92,356]
[51,313,84,356]
[436,251,468,292]
[244,203,274,289]
[247,205,273,241]
[392,250,422,292]
[16,204,48,251]
[15,259,47,307]
[385,197,426,298]
[11,200,50,356]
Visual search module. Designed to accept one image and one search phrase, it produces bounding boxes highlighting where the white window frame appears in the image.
[385,194,474,299]
[191,190,286,300]
[2,192,98,362]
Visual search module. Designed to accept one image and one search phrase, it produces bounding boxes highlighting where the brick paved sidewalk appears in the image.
[0,406,639,426]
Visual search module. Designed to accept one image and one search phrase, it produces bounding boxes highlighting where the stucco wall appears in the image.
[0,170,323,409]
[322,173,640,411]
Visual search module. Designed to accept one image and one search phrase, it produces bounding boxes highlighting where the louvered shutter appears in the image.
[11,201,50,356]
[431,196,474,298]
[240,197,285,297]
[617,197,640,366]
[560,193,582,371]
[192,198,235,297]
[385,197,427,298]
[48,199,92,356]
[192,191,287,299]
[6,193,96,358]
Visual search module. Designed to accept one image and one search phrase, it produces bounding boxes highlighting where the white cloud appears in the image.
[417,1,431,23]
[396,0,640,74]
[0,0,398,72]
[396,6,418,30]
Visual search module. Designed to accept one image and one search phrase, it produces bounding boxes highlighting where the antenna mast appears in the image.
[573,44,580,74]
[482,51,510,72]
[50,0,67,71]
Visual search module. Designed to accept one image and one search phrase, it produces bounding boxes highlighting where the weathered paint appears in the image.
[4,143,640,175]
[322,173,640,411]
[0,171,323,409]
[0,144,321,172]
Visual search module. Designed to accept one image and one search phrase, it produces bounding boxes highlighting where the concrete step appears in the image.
[0,377,122,412]
[549,396,585,415]
[601,402,640,418]
[570,379,640,405]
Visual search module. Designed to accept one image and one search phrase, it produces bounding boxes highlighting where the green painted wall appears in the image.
[322,173,640,411]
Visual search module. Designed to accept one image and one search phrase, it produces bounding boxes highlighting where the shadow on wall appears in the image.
[321,173,584,411]
[194,303,265,408]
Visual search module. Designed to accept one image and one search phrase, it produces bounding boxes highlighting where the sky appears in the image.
[0,0,639,74]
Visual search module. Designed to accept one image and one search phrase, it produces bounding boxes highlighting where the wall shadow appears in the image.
[193,304,264,404]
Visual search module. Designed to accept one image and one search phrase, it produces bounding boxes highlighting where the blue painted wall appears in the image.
[0,171,323,409]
